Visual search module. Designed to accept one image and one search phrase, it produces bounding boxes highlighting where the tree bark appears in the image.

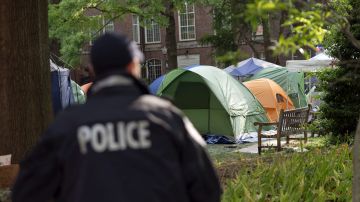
[262,16,276,63]
[353,117,360,202]
[0,0,52,163]
[164,1,178,71]
[49,0,61,64]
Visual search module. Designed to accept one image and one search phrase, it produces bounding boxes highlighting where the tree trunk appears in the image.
[164,1,178,71]
[49,0,61,64]
[0,0,52,163]
[262,16,276,63]
[353,117,360,202]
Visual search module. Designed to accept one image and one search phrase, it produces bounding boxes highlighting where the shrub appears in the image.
[320,0,360,140]
[315,66,360,140]
[222,145,352,201]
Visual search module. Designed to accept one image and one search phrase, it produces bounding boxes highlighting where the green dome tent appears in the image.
[247,67,307,108]
[157,65,269,140]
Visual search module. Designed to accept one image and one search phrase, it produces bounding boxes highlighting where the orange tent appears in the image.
[244,78,295,122]
[81,82,92,94]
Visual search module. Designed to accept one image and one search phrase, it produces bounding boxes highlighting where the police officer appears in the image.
[12,33,221,202]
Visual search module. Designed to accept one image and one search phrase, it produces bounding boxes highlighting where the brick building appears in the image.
[79,4,215,83]
[76,4,307,84]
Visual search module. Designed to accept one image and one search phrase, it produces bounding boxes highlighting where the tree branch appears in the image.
[341,20,360,50]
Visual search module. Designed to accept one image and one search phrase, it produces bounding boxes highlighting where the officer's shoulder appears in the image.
[136,95,172,107]
[134,95,182,114]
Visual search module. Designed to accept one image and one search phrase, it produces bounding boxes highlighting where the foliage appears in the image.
[245,0,330,58]
[49,0,138,66]
[0,189,10,202]
[202,0,331,66]
[313,0,360,140]
[215,51,250,68]
[200,0,252,66]
[221,145,352,201]
[49,0,200,67]
[315,66,360,139]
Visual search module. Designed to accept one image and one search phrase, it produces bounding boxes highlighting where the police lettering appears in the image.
[77,121,151,154]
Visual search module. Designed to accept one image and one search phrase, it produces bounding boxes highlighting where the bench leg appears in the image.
[286,135,289,144]
[277,133,281,152]
[304,131,308,143]
[257,126,262,155]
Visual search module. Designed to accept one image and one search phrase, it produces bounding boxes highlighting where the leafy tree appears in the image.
[49,0,203,70]
[202,0,330,66]
[49,0,141,66]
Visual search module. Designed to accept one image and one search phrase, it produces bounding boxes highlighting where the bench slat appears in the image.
[254,104,311,155]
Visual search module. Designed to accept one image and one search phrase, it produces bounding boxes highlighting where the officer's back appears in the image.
[12,33,221,202]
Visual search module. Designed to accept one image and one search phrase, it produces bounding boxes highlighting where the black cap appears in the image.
[90,33,143,76]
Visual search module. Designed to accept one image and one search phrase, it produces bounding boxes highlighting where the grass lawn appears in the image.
[207,136,353,201]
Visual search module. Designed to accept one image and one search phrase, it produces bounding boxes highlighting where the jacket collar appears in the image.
[87,71,150,97]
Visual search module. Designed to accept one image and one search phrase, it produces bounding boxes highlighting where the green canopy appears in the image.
[247,67,307,108]
[157,65,269,139]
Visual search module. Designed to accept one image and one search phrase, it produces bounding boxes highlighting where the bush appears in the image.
[315,65,360,139]
[222,145,352,201]
[319,0,360,140]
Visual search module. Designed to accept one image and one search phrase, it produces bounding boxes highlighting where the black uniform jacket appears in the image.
[12,73,221,202]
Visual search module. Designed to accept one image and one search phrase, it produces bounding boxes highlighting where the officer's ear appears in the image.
[126,58,141,78]
[88,63,96,78]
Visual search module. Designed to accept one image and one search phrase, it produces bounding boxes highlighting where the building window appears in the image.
[141,65,147,79]
[179,3,196,41]
[252,25,263,41]
[147,59,162,82]
[89,16,114,45]
[132,15,140,43]
[145,20,161,43]
[102,17,114,33]
[259,52,265,60]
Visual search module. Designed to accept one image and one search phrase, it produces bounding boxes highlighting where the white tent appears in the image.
[286,52,336,108]
[286,52,336,72]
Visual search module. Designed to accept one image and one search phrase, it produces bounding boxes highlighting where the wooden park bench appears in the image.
[254,105,311,155]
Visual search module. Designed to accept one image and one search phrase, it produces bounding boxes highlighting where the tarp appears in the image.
[247,67,307,108]
[244,78,295,122]
[71,80,86,104]
[50,60,75,115]
[309,52,334,61]
[224,57,282,77]
[156,65,269,140]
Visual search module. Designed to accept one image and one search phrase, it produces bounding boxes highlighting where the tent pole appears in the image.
[208,92,211,134]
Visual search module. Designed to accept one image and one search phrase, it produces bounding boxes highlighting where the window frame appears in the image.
[132,15,140,44]
[145,20,161,44]
[178,3,196,41]
[102,17,114,34]
[147,59,162,82]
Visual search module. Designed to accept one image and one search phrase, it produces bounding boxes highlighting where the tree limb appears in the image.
[341,21,360,50]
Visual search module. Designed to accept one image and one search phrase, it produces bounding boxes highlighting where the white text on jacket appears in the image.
[77,121,151,154]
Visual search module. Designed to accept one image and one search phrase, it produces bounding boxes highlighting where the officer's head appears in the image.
[90,33,144,78]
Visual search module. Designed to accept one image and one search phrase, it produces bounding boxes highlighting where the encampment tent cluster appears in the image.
[50,60,86,115]
[149,58,309,141]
